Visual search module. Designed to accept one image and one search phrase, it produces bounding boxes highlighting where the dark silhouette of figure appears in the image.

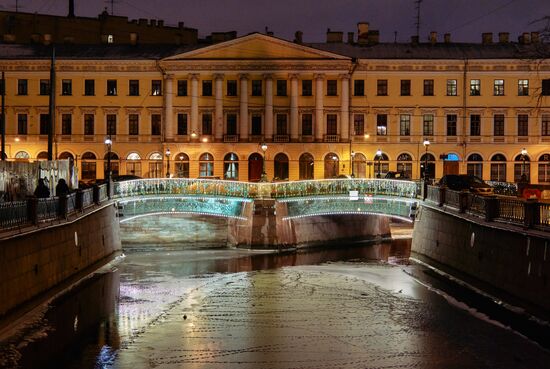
[34,178,50,198]
[55,178,70,196]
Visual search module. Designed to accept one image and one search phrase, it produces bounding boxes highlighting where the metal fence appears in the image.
[0,201,28,229]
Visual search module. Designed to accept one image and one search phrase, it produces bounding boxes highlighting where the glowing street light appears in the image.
[521,147,528,181]
[376,148,382,178]
[104,136,112,198]
[423,140,430,181]
[260,143,268,182]
[165,147,171,178]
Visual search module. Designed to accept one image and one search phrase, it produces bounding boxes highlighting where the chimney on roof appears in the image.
[429,31,437,45]
[178,22,184,29]
[347,32,354,44]
[498,32,509,43]
[482,32,493,45]
[367,30,379,45]
[157,20,164,27]
[444,33,451,43]
[411,35,419,45]
[294,31,303,44]
[531,32,540,43]
[68,0,75,18]
[326,28,343,43]
[139,18,147,26]
[520,32,531,44]
[150,19,157,27]
[357,22,369,45]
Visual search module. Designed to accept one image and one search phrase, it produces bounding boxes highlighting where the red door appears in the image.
[248,153,263,182]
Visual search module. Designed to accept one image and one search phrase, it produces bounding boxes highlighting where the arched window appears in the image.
[446,153,460,161]
[420,153,435,179]
[324,153,339,178]
[396,153,413,179]
[538,153,550,183]
[175,153,189,178]
[514,153,530,182]
[248,153,263,182]
[58,151,74,160]
[81,152,97,180]
[148,152,163,178]
[490,154,507,182]
[199,153,214,177]
[274,153,289,180]
[14,151,30,161]
[352,152,366,178]
[126,152,142,177]
[374,152,389,178]
[103,152,119,178]
[299,153,314,180]
[224,152,239,180]
[467,153,484,178]
[36,151,48,161]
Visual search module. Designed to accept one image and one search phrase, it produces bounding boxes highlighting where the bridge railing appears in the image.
[113,178,419,200]
[426,185,549,230]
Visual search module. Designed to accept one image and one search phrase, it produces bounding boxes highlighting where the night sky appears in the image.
[3,0,549,42]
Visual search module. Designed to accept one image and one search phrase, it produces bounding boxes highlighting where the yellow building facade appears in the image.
[1,33,550,183]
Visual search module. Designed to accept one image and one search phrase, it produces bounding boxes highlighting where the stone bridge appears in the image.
[113,178,420,248]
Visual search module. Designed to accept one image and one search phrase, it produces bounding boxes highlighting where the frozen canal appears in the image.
[1,239,550,369]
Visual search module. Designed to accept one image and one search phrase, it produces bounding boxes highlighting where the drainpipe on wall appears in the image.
[462,58,468,175]
[348,57,359,176]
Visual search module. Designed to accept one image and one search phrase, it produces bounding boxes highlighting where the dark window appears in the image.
[177,80,188,96]
[17,114,27,135]
[470,79,481,96]
[39,79,50,95]
[227,80,237,96]
[17,79,28,95]
[400,80,411,96]
[202,113,212,135]
[377,80,387,96]
[177,114,187,135]
[84,79,95,96]
[251,115,262,135]
[151,80,162,96]
[129,114,139,135]
[327,80,337,96]
[423,114,434,135]
[61,114,72,135]
[542,79,550,96]
[423,79,434,96]
[129,80,139,96]
[302,80,312,96]
[276,80,287,96]
[326,114,337,135]
[302,114,313,136]
[493,114,504,136]
[107,80,117,96]
[202,80,212,96]
[354,80,364,96]
[276,114,288,135]
[447,114,457,136]
[39,114,49,135]
[400,115,410,136]
[353,114,364,135]
[252,80,262,96]
[106,114,117,135]
[470,114,481,136]
[61,79,72,96]
[226,114,237,135]
[151,114,161,135]
[542,114,550,136]
[518,114,528,136]
[377,114,387,135]
[84,114,94,135]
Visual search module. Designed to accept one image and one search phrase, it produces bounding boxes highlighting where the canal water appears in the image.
[1,234,550,368]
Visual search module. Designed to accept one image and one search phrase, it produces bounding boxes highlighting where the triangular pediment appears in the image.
[164,33,349,60]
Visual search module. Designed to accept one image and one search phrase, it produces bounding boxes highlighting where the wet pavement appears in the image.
[1,234,550,369]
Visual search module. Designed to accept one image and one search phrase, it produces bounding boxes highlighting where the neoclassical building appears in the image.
[1,31,549,183]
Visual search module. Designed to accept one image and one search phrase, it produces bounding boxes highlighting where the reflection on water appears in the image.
[0,240,409,369]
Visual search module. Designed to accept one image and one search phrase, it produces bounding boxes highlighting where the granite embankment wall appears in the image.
[0,204,121,317]
[412,204,550,311]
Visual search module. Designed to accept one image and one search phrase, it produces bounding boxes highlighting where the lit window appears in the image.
[518,79,529,96]
[107,35,114,43]
[494,79,504,96]
[470,79,481,96]
[446,80,457,96]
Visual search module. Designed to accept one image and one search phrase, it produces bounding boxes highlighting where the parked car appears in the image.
[438,174,494,195]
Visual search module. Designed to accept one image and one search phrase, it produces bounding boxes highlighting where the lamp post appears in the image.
[376,148,382,178]
[350,150,355,178]
[165,147,171,178]
[260,143,268,182]
[521,147,527,181]
[423,140,430,181]
[104,136,112,198]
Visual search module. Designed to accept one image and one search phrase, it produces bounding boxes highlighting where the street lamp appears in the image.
[165,147,171,178]
[104,136,112,198]
[350,151,356,178]
[376,148,382,178]
[260,143,268,182]
[423,140,430,181]
[521,147,528,181]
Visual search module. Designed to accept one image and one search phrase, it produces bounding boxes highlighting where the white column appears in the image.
[264,74,274,141]
[290,73,299,141]
[190,74,199,137]
[163,74,174,141]
[214,74,224,141]
[340,74,350,141]
[239,74,249,141]
[315,74,324,141]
